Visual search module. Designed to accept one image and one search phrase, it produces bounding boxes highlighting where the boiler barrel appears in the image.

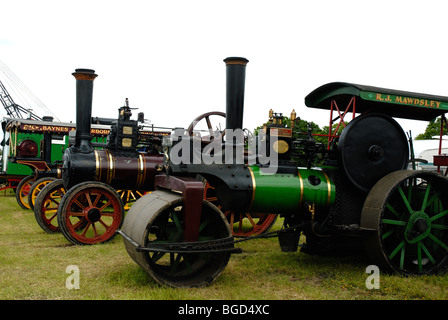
[247,165,335,214]
[62,149,163,190]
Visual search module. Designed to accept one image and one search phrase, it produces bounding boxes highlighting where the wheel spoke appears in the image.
[399,244,405,270]
[421,183,432,211]
[430,209,448,222]
[99,212,115,217]
[92,193,101,207]
[386,203,400,218]
[420,241,436,264]
[198,218,210,232]
[425,192,440,210]
[398,186,413,214]
[67,211,83,217]
[170,254,182,274]
[44,209,57,219]
[381,229,394,240]
[428,233,448,251]
[389,240,405,259]
[72,198,86,210]
[99,200,112,211]
[237,215,243,233]
[80,222,92,237]
[98,219,110,229]
[90,222,99,237]
[49,212,58,222]
[151,251,165,263]
[49,196,61,206]
[382,219,406,226]
[245,213,257,227]
[81,191,92,207]
[432,223,448,230]
[171,211,183,233]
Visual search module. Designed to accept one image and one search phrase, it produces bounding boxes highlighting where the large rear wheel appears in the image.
[361,170,448,275]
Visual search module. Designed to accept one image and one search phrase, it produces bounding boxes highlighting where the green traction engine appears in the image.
[66,57,448,288]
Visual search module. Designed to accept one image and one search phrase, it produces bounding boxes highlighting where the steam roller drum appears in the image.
[121,190,233,288]
[337,113,409,192]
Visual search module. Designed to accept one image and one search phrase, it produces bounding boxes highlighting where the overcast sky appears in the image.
[1,0,447,137]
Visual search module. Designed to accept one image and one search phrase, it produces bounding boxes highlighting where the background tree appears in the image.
[415,116,447,140]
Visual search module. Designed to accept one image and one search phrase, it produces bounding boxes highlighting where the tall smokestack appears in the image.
[72,68,98,153]
[224,57,248,131]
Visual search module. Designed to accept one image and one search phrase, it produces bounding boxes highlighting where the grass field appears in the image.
[1,188,448,301]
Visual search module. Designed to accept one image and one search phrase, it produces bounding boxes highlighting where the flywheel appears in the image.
[337,113,409,192]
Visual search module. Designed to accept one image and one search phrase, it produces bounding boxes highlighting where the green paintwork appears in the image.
[305,82,448,121]
[360,91,448,112]
[248,165,335,214]
[2,131,107,176]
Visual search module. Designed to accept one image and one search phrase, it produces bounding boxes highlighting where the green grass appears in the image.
[1,188,448,300]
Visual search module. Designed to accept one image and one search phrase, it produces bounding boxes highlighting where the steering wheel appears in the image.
[186,111,226,142]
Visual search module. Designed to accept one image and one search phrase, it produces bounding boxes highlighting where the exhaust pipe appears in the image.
[224,57,248,131]
[72,68,98,153]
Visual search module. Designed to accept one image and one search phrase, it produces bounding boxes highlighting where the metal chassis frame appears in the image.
[435,113,448,176]
[326,96,356,149]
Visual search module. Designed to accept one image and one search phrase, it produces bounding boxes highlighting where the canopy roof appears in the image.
[305,82,448,121]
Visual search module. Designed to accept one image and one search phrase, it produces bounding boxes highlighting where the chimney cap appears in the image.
[224,57,249,65]
[74,68,96,73]
[72,68,98,81]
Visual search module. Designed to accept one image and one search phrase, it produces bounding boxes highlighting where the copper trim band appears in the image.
[224,57,249,66]
[247,167,256,210]
[94,150,100,181]
[106,150,115,185]
[72,72,98,81]
[137,153,145,188]
[298,171,303,206]
[322,171,332,206]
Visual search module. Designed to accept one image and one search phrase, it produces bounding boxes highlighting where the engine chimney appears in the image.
[224,57,248,131]
[72,68,98,153]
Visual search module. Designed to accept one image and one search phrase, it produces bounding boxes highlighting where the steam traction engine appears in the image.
[54,69,165,245]
[118,57,448,287]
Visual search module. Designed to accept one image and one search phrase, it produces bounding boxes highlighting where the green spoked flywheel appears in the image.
[361,170,448,275]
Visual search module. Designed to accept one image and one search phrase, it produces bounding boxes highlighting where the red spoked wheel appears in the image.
[15,175,35,209]
[34,179,65,233]
[204,181,277,237]
[57,181,124,245]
